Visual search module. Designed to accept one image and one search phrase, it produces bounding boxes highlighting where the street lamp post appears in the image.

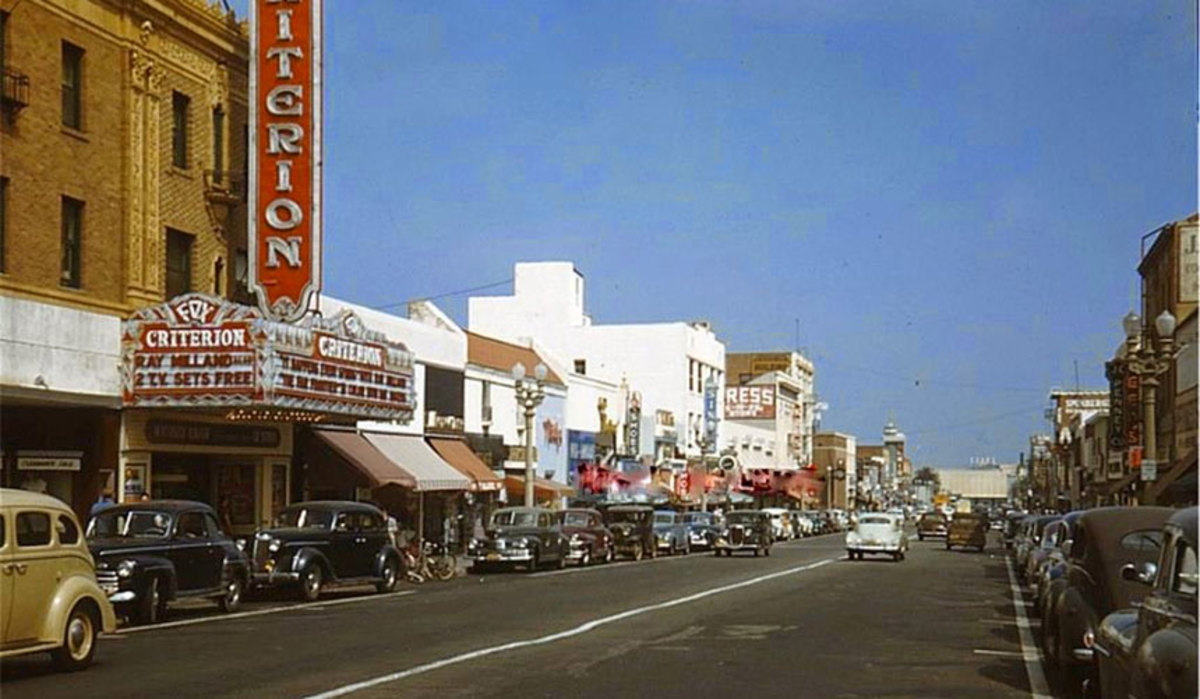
[512,362,548,508]
[1122,309,1176,506]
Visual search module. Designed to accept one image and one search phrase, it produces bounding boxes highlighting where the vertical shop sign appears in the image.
[250,0,323,322]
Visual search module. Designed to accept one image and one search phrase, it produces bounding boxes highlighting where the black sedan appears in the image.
[88,500,250,625]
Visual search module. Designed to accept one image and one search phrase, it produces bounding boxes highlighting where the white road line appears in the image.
[304,557,836,699]
[110,590,417,635]
[1005,557,1054,699]
[973,649,1026,658]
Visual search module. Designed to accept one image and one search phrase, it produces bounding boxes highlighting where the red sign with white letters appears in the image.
[250,0,322,322]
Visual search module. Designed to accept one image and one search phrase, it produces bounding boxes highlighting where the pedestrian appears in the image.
[90,490,116,518]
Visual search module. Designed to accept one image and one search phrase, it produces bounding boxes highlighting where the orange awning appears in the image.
[429,438,502,492]
[504,474,574,501]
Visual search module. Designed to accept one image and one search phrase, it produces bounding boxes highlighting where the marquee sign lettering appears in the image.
[250,0,323,322]
[121,294,414,421]
[724,386,776,420]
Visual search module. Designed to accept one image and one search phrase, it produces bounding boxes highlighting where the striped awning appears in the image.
[363,433,471,492]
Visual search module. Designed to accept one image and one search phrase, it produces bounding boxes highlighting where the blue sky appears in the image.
[236,1,1195,467]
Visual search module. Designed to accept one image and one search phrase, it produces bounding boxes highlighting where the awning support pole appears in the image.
[417,491,425,545]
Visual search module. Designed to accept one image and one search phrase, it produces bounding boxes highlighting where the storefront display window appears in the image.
[216,464,256,530]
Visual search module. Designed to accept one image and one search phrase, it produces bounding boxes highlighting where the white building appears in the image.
[469,262,726,462]
[723,352,817,470]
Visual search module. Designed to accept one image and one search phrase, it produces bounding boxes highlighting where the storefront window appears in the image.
[216,464,255,529]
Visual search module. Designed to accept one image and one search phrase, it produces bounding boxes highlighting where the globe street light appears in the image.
[513,362,548,508]
[1122,309,1176,505]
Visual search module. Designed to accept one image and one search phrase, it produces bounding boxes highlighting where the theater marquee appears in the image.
[250,0,323,322]
[121,294,414,421]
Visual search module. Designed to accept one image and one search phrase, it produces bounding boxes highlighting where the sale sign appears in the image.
[250,0,323,322]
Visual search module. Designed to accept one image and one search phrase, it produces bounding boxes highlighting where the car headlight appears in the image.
[268,538,283,553]
[570,534,581,544]
[117,560,136,578]
[846,533,861,545]
[510,538,530,549]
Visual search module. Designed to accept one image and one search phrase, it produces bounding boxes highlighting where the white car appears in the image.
[761,508,793,541]
[845,513,909,561]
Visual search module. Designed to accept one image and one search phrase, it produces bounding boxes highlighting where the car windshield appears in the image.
[274,508,334,529]
[562,512,592,527]
[726,512,757,524]
[607,510,647,524]
[684,513,711,524]
[654,514,674,524]
[860,516,892,526]
[920,514,944,523]
[492,511,538,527]
[88,510,173,539]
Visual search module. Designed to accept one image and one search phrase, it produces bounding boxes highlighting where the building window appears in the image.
[688,360,696,392]
[574,359,586,375]
[0,177,7,273]
[61,42,83,129]
[172,92,190,168]
[166,228,193,298]
[60,196,83,288]
[213,257,224,296]
[212,106,225,180]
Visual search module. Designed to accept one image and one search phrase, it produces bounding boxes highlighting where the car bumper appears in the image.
[714,541,762,551]
[847,543,903,552]
[474,550,534,563]
[251,570,301,586]
[688,533,711,546]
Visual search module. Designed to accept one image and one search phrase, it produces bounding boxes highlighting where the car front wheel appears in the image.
[299,565,323,602]
[376,558,398,593]
[219,574,243,612]
[137,576,166,625]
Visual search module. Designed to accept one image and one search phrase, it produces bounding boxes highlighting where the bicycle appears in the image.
[401,540,457,583]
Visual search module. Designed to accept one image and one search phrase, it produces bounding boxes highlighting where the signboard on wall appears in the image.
[122,294,414,421]
[1180,223,1198,304]
[250,0,323,322]
[725,386,776,420]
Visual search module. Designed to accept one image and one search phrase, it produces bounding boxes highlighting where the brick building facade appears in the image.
[0,0,249,520]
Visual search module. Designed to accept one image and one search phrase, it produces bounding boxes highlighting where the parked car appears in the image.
[917,512,949,540]
[1039,506,1175,695]
[1017,515,1063,583]
[604,505,657,561]
[761,508,793,541]
[1035,512,1088,617]
[652,510,690,555]
[792,512,814,537]
[88,500,250,625]
[471,507,567,573]
[715,510,772,557]
[1092,507,1197,699]
[946,512,988,552]
[1004,510,1029,549]
[846,513,909,561]
[249,501,402,599]
[559,508,613,566]
[0,489,117,671]
[682,511,722,550]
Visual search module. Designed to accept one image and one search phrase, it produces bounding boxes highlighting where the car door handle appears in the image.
[10,563,27,574]
[0,563,13,575]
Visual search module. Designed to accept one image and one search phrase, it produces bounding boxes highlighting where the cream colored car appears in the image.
[0,488,117,671]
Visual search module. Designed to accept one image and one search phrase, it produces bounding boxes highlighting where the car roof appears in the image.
[102,499,217,514]
[494,506,551,515]
[608,505,652,512]
[1075,507,1177,562]
[1167,506,1198,549]
[285,500,382,513]
[0,488,74,512]
[563,508,602,516]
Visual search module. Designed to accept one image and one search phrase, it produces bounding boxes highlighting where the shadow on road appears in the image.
[978,658,1032,695]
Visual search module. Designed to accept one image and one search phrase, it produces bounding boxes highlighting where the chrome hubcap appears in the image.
[227,580,240,604]
[67,615,92,659]
[306,570,320,593]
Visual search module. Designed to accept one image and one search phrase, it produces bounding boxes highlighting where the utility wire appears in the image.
[370,278,513,311]
[904,406,1041,436]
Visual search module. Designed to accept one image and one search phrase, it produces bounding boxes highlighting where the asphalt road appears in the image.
[1,531,1045,698]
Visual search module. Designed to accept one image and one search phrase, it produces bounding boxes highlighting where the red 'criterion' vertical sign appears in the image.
[250,0,322,322]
